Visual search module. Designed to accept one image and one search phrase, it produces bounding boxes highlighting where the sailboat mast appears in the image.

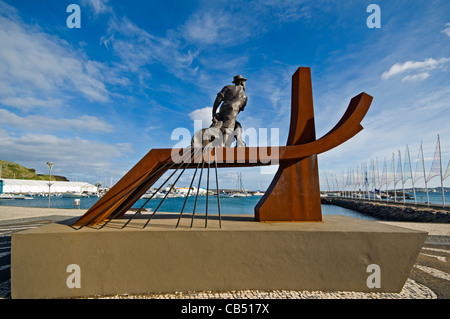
[237,172,244,192]
[438,135,445,208]
[399,150,405,204]
[407,145,417,205]
[420,142,430,206]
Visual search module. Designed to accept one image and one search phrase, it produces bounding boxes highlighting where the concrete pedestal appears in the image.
[11,214,427,299]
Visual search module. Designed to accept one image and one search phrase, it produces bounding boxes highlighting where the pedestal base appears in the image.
[11,214,427,299]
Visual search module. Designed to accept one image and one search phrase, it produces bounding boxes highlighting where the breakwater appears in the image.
[321,197,450,223]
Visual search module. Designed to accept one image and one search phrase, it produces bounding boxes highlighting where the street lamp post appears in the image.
[47,162,54,208]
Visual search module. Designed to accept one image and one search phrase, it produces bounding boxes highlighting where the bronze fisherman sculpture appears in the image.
[192,75,247,148]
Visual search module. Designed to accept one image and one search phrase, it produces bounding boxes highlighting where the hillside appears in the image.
[0,160,68,181]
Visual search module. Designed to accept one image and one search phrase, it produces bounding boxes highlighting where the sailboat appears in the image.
[217,190,232,197]
[253,175,265,196]
[230,172,251,197]
[62,192,89,198]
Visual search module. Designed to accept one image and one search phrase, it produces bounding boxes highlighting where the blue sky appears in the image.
[0,0,449,191]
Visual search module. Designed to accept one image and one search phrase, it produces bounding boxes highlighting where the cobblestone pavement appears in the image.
[1,219,448,299]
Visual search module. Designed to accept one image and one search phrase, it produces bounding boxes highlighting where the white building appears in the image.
[0,178,97,194]
[174,187,208,195]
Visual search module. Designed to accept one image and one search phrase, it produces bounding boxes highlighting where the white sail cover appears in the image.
[426,136,442,183]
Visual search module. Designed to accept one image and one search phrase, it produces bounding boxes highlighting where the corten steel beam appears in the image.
[256,67,320,221]
[72,67,372,227]
[256,67,319,221]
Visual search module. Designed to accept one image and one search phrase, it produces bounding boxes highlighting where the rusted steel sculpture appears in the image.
[72,67,372,227]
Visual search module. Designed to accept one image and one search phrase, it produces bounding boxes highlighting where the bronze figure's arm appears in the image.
[212,90,225,120]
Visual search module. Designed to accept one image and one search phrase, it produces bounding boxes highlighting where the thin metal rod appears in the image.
[175,150,203,228]
[77,146,194,230]
[205,148,211,228]
[143,151,195,228]
[138,147,195,212]
[98,163,175,230]
[214,147,222,228]
[121,147,194,229]
[190,154,205,228]
[76,169,156,230]
[76,172,154,230]
[122,148,193,229]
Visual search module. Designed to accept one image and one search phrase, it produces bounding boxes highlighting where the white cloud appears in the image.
[101,16,199,79]
[401,72,430,82]
[0,97,63,111]
[188,107,213,128]
[382,58,450,80]
[85,0,310,86]
[181,9,254,47]
[318,79,450,189]
[0,2,113,108]
[442,23,450,37]
[0,108,114,133]
[181,0,309,47]
[0,127,133,179]
[82,0,112,15]
[183,12,231,45]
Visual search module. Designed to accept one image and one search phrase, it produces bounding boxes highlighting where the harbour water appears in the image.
[405,191,449,205]
[0,194,378,220]
[343,191,449,206]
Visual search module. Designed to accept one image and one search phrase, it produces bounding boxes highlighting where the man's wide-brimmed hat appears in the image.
[232,74,247,83]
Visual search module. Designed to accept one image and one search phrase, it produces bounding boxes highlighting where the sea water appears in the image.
[404,191,449,205]
[349,191,448,206]
[0,194,377,220]
[1,191,447,221]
